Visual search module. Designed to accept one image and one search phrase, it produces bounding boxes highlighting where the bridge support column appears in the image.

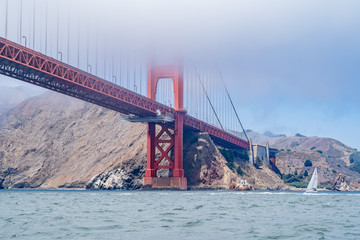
[144,123,156,182]
[173,110,185,178]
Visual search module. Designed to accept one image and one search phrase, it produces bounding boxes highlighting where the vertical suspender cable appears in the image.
[112,54,115,83]
[134,57,136,92]
[139,61,142,94]
[45,1,49,55]
[203,66,205,120]
[77,16,80,68]
[104,43,107,79]
[5,0,8,39]
[95,31,98,75]
[119,49,122,86]
[198,70,200,118]
[20,0,23,44]
[67,7,70,63]
[86,23,89,71]
[186,65,188,110]
[127,54,129,88]
[33,0,35,49]
[56,0,59,58]
[205,68,207,121]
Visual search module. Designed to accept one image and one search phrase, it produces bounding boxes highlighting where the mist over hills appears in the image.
[0,77,46,114]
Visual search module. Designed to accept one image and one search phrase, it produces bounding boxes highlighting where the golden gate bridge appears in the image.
[0,0,249,189]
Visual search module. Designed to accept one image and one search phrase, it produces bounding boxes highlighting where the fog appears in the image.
[1,0,359,149]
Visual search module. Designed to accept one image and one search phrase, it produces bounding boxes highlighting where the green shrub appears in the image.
[283,174,300,183]
[295,133,305,137]
[226,162,236,170]
[304,170,308,177]
[304,160,313,167]
[310,146,316,150]
[220,148,249,163]
[289,182,308,188]
[349,152,360,165]
[349,152,360,174]
[319,183,332,190]
[317,150,323,154]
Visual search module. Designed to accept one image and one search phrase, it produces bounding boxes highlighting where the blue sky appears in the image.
[213,0,360,149]
[0,0,359,149]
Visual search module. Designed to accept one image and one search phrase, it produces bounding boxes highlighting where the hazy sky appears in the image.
[1,0,359,149]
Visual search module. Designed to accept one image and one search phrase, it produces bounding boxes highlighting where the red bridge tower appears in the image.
[143,62,187,190]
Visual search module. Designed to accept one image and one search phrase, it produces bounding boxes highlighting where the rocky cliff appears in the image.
[0,92,286,190]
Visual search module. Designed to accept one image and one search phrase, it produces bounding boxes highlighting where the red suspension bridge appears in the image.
[0,0,249,189]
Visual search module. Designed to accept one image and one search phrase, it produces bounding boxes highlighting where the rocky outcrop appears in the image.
[331,174,351,191]
[183,132,236,189]
[86,156,145,190]
[183,131,289,190]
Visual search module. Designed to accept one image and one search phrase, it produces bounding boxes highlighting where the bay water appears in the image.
[1,190,360,239]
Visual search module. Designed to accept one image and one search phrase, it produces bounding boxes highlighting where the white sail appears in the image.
[306,167,318,192]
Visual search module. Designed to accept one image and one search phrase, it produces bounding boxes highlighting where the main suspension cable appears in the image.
[193,64,224,131]
[216,68,249,142]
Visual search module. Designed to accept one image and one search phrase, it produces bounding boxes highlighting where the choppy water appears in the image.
[1,190,360,240]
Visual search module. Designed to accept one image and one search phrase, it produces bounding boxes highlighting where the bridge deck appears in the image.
[0,37,249,150]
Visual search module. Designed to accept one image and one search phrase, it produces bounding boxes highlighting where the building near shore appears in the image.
[248,140,278,170]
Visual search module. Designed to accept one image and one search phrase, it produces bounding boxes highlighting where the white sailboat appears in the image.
[306,167,318,193]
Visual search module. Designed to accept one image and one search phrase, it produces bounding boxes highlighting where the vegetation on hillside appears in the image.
[282,171,308,188]
[349,152,360,174]
[295,133,306,137]
[304,160,312,167]
[219,148,248,176]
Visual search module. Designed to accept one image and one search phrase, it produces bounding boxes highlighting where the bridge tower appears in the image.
[143,62,187,190]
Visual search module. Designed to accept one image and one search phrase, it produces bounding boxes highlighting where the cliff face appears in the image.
[183,131,288,190]
[0,91,287,190]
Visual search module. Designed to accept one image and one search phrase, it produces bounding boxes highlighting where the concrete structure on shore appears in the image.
[248,139,278,169]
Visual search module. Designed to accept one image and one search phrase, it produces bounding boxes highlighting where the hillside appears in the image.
[1,91,358,191]
[0,92,286,190]
[248,132,360,190]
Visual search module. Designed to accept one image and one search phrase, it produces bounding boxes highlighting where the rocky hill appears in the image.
[247,132,360,190]
[0,92,286,190]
